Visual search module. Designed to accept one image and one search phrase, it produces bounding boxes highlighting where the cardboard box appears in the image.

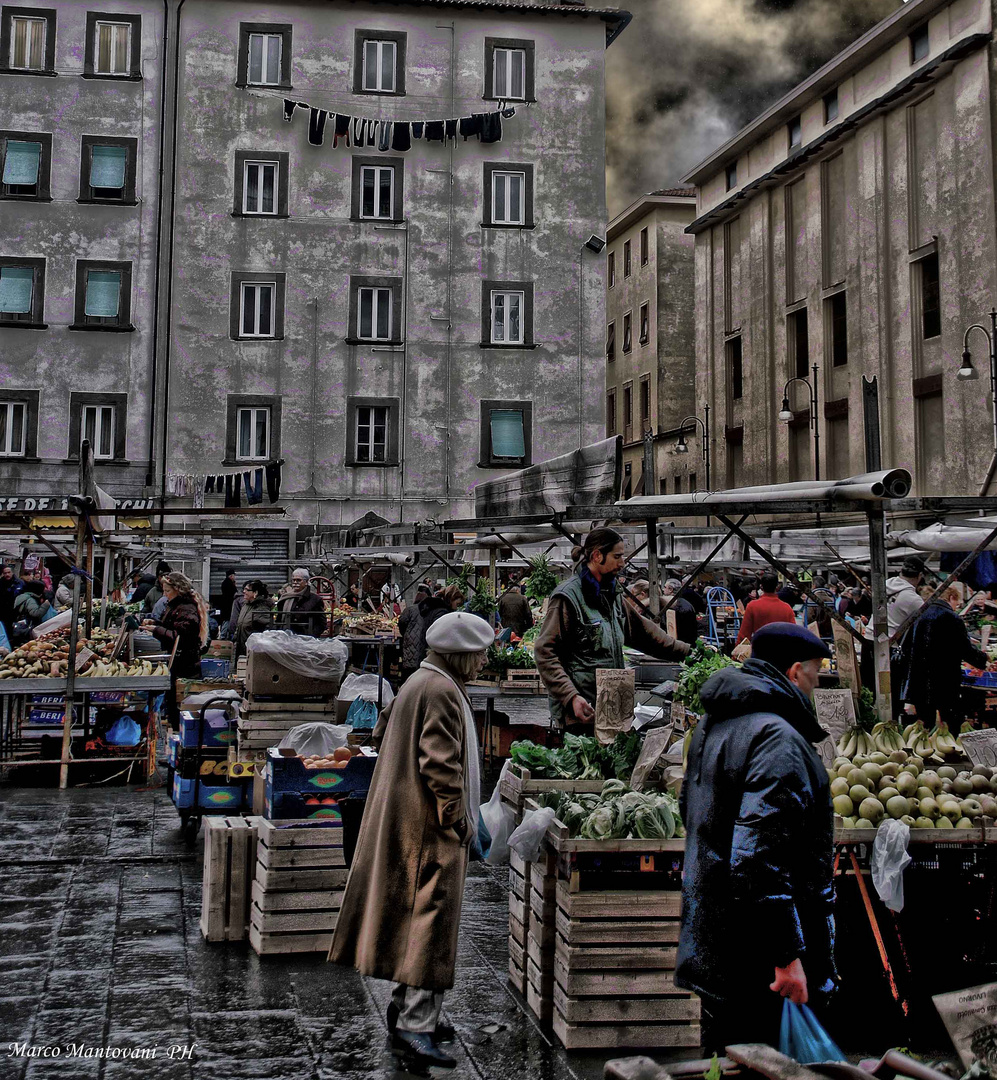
[245,650,341,699]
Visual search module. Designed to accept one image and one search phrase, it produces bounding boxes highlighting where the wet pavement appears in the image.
[0,781,679,1080]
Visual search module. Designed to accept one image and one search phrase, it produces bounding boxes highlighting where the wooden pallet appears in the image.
[238,717,331,751]
[508,854,529,994]
[200,815,262,942]
[241,697,339,713]
[250,820,348,955]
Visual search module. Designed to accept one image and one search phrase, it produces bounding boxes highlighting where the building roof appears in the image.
[607,189,696,240]
[354,0,632,45]
[682,0,951,185]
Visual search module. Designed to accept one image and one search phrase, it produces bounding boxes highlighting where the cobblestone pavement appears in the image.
[0,783,696,1080]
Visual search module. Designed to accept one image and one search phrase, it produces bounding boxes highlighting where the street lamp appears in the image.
[778,363,821,484]
[957,310,997,460]
[675,404,711,493]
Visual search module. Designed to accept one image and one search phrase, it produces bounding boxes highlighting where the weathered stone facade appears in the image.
[684,0,997,497]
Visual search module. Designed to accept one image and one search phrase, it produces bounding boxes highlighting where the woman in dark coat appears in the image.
[234,579,273,657]
[142,572,208,722]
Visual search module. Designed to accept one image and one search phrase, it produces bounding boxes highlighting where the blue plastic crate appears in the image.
[265,791,345,821]
[166,732,180,767]
[199,658,231,679]
[178,708,237,748]
[264,748,377,820]
[171,774,247,810]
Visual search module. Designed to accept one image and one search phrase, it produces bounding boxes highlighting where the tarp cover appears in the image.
[247,630,348,682]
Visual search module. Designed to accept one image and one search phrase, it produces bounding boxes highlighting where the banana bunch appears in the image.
[902,718,936,759]
[837,724,874,758]
[83,659,171,678]
[930,721,959,757]
[872,720,906,755]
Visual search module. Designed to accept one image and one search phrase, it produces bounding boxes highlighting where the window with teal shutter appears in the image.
[490,410,525,459]
[85,271,121,318]
[90,145,127,191]
[2,141,41,189]
[0,266,33,314]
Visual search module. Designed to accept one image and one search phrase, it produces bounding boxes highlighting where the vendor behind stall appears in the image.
[534,528,690,731]
[278,568,326,637]
[234,580,273,657]
[143,572,208,722]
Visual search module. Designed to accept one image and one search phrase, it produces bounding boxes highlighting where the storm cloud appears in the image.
[606,0,902,214]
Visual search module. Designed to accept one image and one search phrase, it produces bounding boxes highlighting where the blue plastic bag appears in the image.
[106,716,142,746]
[346,696,378,731]
[778,1000,845,1065]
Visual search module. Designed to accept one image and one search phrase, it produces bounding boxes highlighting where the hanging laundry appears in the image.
[352,116,367,146]
[411,121,424,140]
[308,108,328,145]
[501,106,517,119]
[425,119,445,142]
[193,478,205,510]
[265,460,282,504]
[205,476,215,494]
[333,113,351,147]
[480,111,502,144]
[243,469,263,506]
[224,474,242,508]
[444,118,458,143]
[367,119,378,147]
[378,121,393,152]
[459,114,483,140]
[391,122,411,153]
[283,98,306,123]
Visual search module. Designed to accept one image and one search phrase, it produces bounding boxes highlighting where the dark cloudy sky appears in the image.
[605,0,902,215]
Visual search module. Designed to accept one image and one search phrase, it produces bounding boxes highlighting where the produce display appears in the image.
[487,642,536,673]
[0,626,170,679]
[336,612,398,635]
[523,553,557,604]
[673,640,738,716]
[299,746,356,769]
[536,778,685,840]
[836,707,968,763]
[511,732,643,782]
[828,745,997,830]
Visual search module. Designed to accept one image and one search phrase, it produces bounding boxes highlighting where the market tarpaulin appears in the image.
[888,520,997,552]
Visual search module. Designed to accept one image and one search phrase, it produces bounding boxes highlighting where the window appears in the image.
[351,156,402,222]
[623,383,633,442]
[623,239,632,278]
[788,115,802,149]
[607,388,616,437]
[606,321,615,362]
[829,291,847,366]
[689,471,697,492]
[622,311,632,353]
[0,131,51,199]
[726,162,737,191]
[674,475,682,494]
[0,258,44,326]
[236,406,270,461]
[238,23,291,88]
[608,251,616,288]
[348,276,402,343]
[481,280,533,348]
[234,151,289,218]
[358,287,392,341]
[229,272,285,341]
[824,89,839,124]
[72,261,133,331]
[353,30,405,95]
[346,397,399,467]
[0,400,25,456]
[2,7,56,72]
[640,226,648,266]
[484,164,533,227]
[789,307,809,377]
[69,392,127,461]
[225,395,281,465]
[639,302,649,346]
[726,336,743,400]
[918,252,941,339]
[639,375,651,430]
[84,13,141,78]
[910,24,929,63]
[480,400,532,468]
[79,136,137,203]
[484,38,534,102]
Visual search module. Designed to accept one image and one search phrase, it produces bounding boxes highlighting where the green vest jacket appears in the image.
[547,568,626,725]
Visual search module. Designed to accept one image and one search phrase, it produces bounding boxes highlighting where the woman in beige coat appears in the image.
[329,611,494,1070]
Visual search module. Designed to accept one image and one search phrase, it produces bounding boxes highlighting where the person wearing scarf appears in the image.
[329,611,492,1071]
[534,527,691,732]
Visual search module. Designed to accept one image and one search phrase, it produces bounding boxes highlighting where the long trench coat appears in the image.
[328,650,473,990]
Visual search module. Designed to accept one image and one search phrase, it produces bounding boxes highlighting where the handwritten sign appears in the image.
[831,621,860,697]
[74,647,95,674]
[933,982,997,1069]
[595,669,635,745]
[813,688,856,768]
[630,726,673,791]
[961,729,997,769]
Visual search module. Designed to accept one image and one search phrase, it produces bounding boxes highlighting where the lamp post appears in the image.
[675,404,711,493]
[779,363,820,524]
[956,311,997,487]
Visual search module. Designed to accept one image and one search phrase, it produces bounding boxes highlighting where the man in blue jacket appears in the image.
[676,623,835,1051]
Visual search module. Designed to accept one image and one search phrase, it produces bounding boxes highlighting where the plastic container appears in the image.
[199,658,232,679]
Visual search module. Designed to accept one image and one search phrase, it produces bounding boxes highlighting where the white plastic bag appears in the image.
[480,762,517,865]
[871,818,912,912]
[183,689,241,712]
[338,672,395,708]
[247,631,348,683]
[278,722,351,757]
[507,806,556,863]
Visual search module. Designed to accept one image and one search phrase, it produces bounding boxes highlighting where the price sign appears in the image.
[74,647,95,674]
[630,726,673,791]
[933,982,997,1069]
[670,700,686,725]
[813,688,856,768]
[961,729,997,769]
[831,621,861,697]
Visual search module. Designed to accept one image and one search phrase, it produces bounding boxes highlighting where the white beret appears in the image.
[425,611,494,654]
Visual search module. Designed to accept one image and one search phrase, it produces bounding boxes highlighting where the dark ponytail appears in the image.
[575,528,624,566]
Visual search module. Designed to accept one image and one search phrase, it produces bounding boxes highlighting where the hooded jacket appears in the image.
[901,600,987,718]
[676,658,836,1004]
[886,575,923,634]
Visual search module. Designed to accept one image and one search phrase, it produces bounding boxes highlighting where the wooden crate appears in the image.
[507,848,531,994]
[250,820,347,955]
[525,849,557,1024]
[500,670,543,695]
[499,765,605,824]
[200,815,262,942]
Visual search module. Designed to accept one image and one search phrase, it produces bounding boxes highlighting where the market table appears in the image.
[468,687,553,764]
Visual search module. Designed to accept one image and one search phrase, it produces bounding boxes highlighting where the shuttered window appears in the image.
[90,144,127,192]
[85,271,121,319]
[490,409,526,459]
[0,266,33,314]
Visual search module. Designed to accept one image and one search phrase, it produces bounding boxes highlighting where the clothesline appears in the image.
[165,460,283,509]
[283,97,518,151]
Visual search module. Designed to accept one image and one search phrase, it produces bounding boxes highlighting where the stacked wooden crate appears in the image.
[526,846,557,1023]
[249,819,348,955]
[508,847,529,994]
[238,697,339,756]
[200,815,262,942]
[498,765,605,825]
